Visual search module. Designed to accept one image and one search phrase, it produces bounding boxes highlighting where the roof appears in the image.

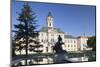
[54,28,64,33]
[47,12,53,17]
[77,36,89,38]
[40,27,64,33]
[40,27,48,32]
[64,35,77,39]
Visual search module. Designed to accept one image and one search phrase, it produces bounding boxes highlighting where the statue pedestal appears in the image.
[54,52,68,63]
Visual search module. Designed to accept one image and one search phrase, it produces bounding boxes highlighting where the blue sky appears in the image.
[12,1,96,36]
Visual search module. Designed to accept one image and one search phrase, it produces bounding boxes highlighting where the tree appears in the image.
[12,2,43,65]
[12,39,16,57]
[87,36,96,51]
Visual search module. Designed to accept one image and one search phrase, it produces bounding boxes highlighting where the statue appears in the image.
[53,35,66,53]
[53,35,68,63]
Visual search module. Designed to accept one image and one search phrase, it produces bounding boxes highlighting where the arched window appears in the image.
[74,41,76,43]
[49,22,51,26]
[41,39,43,42]
[46,47,48,52]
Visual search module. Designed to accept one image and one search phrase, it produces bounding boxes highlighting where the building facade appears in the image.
[38,12,89,53]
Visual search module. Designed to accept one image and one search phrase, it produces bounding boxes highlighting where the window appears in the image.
[74,41,76,43]
[46,39,48,42]
[44,40,46,43]
[46,47,48,52]
[51,39,54,43]
[65,40,66,43]
[74,45,76,47]
[41,33,43,36]
[68,40,69,43]
[52,39,54,42]
[41,39,43,42]
[68,45,70,47]
[51,34,54,36]
[71,40,72,43]
[51,39,52,42]
[49,22,51,26]
[51,46,54,52]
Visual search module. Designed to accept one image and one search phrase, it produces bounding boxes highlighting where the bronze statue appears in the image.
[53,35,66,53]
[53,35,68,63]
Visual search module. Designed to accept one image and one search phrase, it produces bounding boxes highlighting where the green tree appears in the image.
[12,3,43,65]
[87,36,96,51]
[12,39,16,57]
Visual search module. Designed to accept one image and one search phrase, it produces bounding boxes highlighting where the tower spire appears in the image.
[48,11,53,17]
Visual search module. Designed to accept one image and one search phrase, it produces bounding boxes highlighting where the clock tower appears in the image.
[46,12,54,28]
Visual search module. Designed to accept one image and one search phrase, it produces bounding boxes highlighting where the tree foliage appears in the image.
[14,3,39,41]
[12,3,43,56]
[87,36,96,51]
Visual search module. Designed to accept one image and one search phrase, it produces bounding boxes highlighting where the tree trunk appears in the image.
[25,20,28,65]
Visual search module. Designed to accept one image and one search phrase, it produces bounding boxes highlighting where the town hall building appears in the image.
[38,12,89,53]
